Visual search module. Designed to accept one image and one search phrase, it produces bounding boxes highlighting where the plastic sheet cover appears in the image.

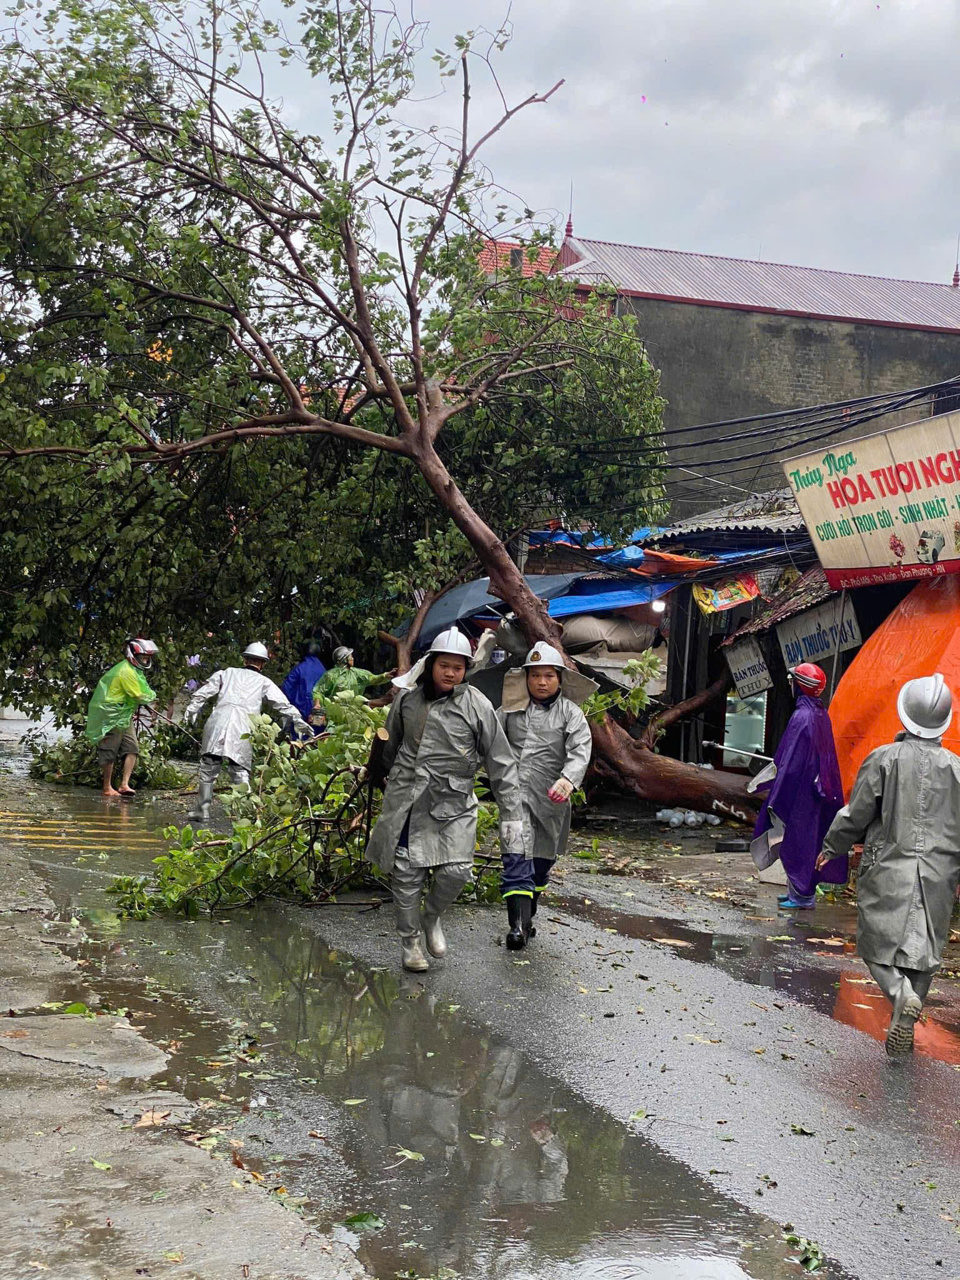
[829,576,960,795]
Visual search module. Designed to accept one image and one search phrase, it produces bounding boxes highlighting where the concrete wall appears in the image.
[620,296,960,513]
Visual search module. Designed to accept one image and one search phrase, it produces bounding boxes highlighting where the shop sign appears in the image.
[725,636,773,698]
[783,409,960,588]
[775,598,862,669]
[692,573,760,615]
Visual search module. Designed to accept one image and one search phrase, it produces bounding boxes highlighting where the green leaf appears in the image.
[342,1212,385,1231]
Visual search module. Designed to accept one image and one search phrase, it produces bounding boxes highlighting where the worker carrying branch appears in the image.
[750,662,846,910]
[85,639,158,798]
[184,642,310,824]
[365,628,526,973]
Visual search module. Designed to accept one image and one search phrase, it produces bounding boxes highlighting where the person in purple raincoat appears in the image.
[750,662,847,910]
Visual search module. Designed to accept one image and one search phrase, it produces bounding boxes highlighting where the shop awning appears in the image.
[723,566,835,644]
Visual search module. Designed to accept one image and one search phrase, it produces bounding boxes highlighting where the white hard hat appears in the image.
[897,673,952,739]
[523,643,565,669]
[243,641,269,661]
[333,646,354,665]
[429,627,473,662]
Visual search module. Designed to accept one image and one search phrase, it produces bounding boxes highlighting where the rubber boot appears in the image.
[886,976,922,1057]
[401,935,430,972]
[188,777,214,824]
[505,896,532,951]
[421,912,447,959]
[528,890,543,940]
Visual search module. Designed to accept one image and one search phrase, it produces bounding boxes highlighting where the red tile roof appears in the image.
[479,240,559,278]
[556,237,960,333]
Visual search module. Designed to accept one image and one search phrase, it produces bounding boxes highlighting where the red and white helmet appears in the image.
[126,637,158,671]
[789,663,826,696]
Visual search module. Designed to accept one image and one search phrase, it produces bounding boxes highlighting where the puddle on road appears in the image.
[555,897,960,1067]
[0,788,847,1280]
[0,776,856,1276]
[60,908,844,1280]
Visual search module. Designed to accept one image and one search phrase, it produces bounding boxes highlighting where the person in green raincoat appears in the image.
[85,639,158,797]
[310,645,390,729]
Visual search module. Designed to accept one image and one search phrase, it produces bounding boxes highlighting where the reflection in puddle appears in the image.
[0,771,858,1277]
[832,972,960,1064]
[555,897,960,1068]
[65,910,846,1280]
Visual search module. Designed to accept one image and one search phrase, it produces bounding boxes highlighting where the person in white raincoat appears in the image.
[817,673,960,1057]
[497,644,594,949]
[366,628,526,973]
[184,642,310,823]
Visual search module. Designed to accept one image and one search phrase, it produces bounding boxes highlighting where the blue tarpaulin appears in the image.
[529,527,659,550]
[547,581,674,618]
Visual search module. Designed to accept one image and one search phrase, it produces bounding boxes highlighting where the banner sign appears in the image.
[692,574,760,615]
[775,598,862,669]
[725,636,773,698]
[783,410,960,588]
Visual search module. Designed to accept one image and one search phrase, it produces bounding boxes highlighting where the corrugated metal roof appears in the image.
[652,489,805,542]
[557,238,960,331]
[725,566,835,642]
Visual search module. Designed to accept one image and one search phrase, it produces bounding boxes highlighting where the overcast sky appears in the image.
[274,0,960,284]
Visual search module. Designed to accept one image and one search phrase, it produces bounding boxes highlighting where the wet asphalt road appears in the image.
[302,878,960,1280]
[2,756,959,1279]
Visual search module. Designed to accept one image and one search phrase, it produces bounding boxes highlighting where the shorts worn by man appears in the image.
[85,639,158,798]
[366,628,526,973]
[818,673,960,1057]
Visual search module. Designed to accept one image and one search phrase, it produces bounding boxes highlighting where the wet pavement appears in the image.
[1,733,959,1278]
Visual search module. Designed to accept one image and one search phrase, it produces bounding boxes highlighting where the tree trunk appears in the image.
[413,437,758,821]
[590,715,757,823]
[640,669,733,749]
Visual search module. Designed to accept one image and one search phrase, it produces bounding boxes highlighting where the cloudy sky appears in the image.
[274,0,960,285]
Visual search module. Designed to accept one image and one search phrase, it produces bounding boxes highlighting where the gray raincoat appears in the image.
[498,695,592,861]
[820,732,960,969]
[185,667,310,770]
[366,682,525,874]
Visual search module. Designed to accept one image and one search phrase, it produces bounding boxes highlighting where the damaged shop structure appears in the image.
[404,405,960,811]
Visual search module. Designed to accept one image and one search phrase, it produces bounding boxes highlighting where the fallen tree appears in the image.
[0,0,754,819]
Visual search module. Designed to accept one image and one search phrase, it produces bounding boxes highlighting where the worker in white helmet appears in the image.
[184,642,310,824]
[818,673,960,1057]
[366,627,526,973]
[497,643,594,949]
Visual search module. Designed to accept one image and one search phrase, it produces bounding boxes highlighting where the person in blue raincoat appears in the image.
[281,639,327,734]
[750,662,847,910]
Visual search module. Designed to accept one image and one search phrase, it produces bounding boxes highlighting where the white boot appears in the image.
[421,912,447,959]
[188,777,214,823]
[401,935,430,972]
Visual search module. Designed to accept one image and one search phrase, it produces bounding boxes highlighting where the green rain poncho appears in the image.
[85,660,156,744]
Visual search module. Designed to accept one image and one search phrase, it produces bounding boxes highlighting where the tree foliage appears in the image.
[108,694,507,915]
[0,0,665,721]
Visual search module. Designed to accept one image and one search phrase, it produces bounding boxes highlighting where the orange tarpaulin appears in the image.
[832,972,960,1064]
[829,577,960,795]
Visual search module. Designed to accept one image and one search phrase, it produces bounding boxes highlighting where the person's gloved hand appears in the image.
[547,777,574,804]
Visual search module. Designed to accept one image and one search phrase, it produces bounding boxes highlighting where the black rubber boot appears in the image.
[528,890,543,939]
[505,896,531,951]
